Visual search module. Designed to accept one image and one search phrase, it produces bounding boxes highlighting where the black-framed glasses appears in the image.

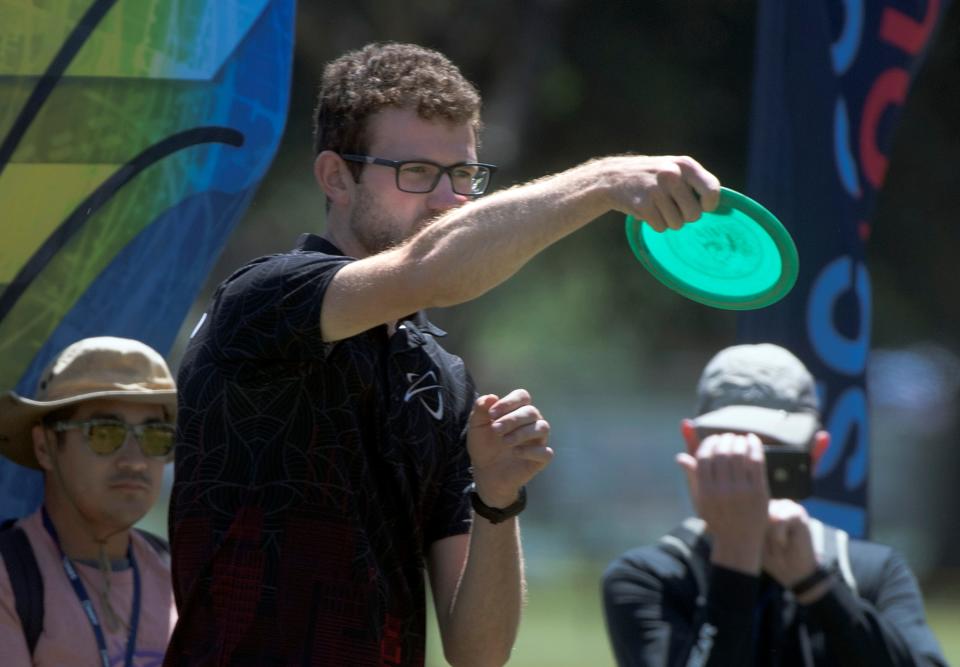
[52,419,175,458]
[340,154,497,195]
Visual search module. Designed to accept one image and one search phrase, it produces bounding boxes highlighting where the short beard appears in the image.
[349,189,437,256]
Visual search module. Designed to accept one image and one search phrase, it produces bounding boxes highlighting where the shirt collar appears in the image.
[295,233,344,255]
[407,311,447,338]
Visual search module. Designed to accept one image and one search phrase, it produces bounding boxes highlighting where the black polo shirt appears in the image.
[166,234,476,667]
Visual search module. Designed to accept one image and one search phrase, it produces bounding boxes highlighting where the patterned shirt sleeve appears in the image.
[208,252,352,362]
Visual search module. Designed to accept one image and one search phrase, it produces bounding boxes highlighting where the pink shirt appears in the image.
[0,509,177,666]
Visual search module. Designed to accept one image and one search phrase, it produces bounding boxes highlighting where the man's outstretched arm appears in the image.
[321,155,721,342]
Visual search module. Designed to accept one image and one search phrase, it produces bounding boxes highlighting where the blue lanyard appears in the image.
[42,507,141,667]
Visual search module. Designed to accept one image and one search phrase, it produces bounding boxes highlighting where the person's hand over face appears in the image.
[677,432,769,574]
[601,155,721,231]
[762,499,819,589]
[467,390,553,508]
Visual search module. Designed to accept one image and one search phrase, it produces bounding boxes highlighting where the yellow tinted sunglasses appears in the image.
[51,419,175,458]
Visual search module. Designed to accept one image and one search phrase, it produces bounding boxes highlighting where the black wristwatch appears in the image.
[466,483,527,524]
[791,564,836,597]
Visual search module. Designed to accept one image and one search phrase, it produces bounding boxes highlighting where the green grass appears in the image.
[927,598,960,662]
[426,566,615,667]
[426,563,960,666]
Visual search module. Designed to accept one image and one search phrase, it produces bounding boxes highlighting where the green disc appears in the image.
[624,187,798,310]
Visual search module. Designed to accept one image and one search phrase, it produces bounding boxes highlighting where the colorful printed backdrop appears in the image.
[0,0,295,518]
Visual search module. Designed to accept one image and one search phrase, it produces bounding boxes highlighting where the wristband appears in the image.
[466,483,527,524]
[791,564,835,596]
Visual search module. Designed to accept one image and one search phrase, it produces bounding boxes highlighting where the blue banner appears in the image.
[0,0,295,519]
[739,0,950,536]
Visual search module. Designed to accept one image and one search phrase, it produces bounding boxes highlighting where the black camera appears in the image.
[762,444,812,500]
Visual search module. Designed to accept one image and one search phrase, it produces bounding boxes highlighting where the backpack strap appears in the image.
[809,518,858,594]
[658,518,718,666]
[134,528,170,570]
[134,528,170,557]
[658,518,710,617]
[0,522,44,654]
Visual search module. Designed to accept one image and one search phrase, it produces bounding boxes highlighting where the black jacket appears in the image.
[602,519,947,667]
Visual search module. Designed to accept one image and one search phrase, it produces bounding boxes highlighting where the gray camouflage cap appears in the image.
[693,343,820,448]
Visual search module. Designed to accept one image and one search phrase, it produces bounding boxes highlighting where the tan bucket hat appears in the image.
[0,336,177,469]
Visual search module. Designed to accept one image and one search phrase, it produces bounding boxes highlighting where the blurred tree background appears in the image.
[156,1,960,664]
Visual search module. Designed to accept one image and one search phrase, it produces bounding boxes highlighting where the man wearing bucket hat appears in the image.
[602,343,946,666]
[0,336,178,666]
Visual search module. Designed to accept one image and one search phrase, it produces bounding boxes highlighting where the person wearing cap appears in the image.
[0,336,178,666]
[165,42,723,667]
[602,343,946,666]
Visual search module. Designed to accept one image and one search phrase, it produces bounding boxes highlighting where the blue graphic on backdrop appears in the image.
[740,0,949,536]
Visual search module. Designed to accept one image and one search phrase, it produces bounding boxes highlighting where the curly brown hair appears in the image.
[313,42,483,166]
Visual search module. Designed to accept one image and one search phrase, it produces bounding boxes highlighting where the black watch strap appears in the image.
[791,564,835,596]
[466,484,527,524]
